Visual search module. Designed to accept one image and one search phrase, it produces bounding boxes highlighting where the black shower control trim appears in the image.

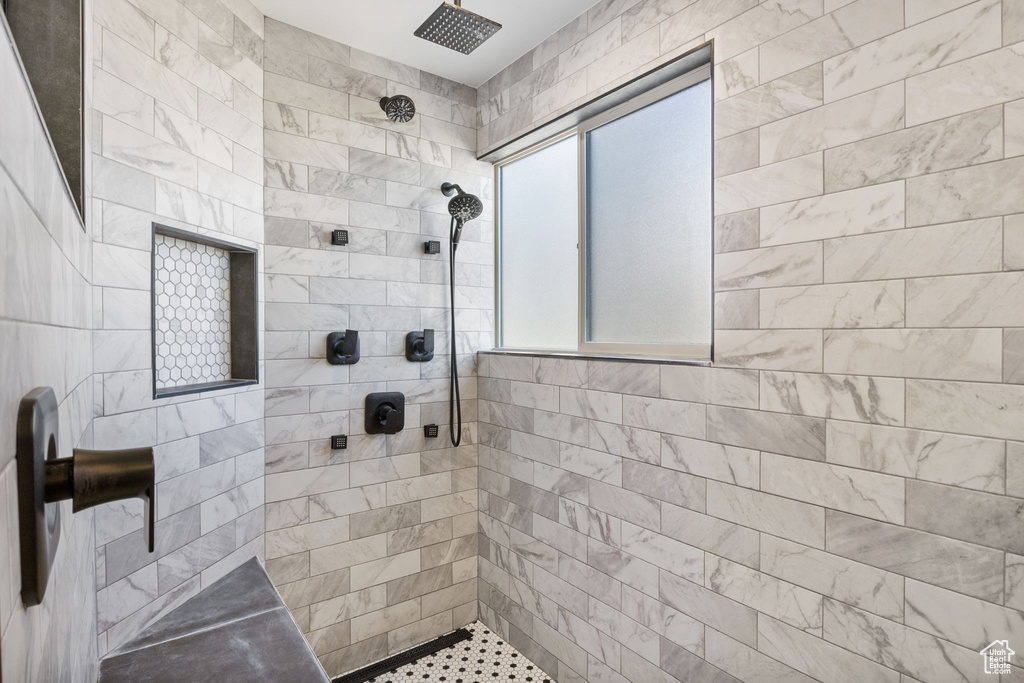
[17,387,155,607]
[331,435,348,450]
[424,240,441,254]
[406,329,435,362]
[331,229,349,246]
[424,424,439,438]
[365,392,405,435]
[327,330,360,365]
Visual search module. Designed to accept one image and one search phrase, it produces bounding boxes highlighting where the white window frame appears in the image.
[494,64,713,362]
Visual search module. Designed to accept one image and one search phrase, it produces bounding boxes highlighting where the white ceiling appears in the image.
[252,0,602,87]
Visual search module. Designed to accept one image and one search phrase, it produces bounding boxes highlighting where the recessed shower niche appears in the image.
[151,224,259,398]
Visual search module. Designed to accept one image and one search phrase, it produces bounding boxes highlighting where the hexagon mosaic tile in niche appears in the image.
[153,234,232,390]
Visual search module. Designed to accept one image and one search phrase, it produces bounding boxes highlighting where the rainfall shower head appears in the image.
[441,182,483,247]
[414,1,502,55]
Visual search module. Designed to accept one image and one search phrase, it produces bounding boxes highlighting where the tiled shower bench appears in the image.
[99,558,330,682]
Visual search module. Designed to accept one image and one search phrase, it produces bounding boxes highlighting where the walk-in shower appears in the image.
[441,181,483,447]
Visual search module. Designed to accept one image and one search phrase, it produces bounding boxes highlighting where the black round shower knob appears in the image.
[380,95,416,123]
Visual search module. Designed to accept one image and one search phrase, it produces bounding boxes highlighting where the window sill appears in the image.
[479,349,712,367]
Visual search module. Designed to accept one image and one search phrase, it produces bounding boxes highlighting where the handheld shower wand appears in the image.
[441,182,483,446]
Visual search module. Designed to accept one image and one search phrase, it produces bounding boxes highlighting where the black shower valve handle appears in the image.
[327,329,360,365]
[47,447,156,553]
[406,329,435,362]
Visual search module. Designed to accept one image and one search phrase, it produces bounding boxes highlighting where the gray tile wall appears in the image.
[90,0,267,657]
[0,12,97,682]
[476,1,1024,682]
[259,20,491,676]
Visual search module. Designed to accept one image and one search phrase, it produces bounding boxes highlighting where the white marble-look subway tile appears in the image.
[715,152,823,214]
[94,68,155,135]
[102,30,198,118]
[265,42,309,81]
[907,379,1024,441]
[659,567,758,648]
[155,26,233,106]
[908,157,1024,226]
[824,328,1003,382]
[761,614,901,682]
[657,0,755,52]
[824,105,1003,192]
[715,65,823,139]
[265,17,349,65]
[714,330,823,372]
[1008,99,1024,158]
[823,0,1000,102]
[706,0,821,62]
[102,115,198,189]
[265,130,348,172]
[622,395,705,439]
[715,129,759,178]
[715,289,759,330]
[760,0,904,83]
[559,388,623,424]
[714,48,759,102]
[586,26,660,93]
[307,56,385,101]
[715,242,822,291]
[198,158,262,212]
[762,535,903,621]
[265,72,349,119]
[907,270,1024,327]
[906,42,1024,125]
[710,482,825,552]
[828,420,1004,495]
[761,371,904,425]
[760,81,905,165]
[906,0,976,24]
[266,517,351,559]
[97,563,158,632]
[825,217,1002,282]
[265,187,349,224]
[708,404,825,461]
[661,434,758,489]
[265,410,349,446]
[906,479,1024,555]
[760,280,905,329]
[661,365,758,409]
[707,555,823,633]
[198,92,262,154]
[823,599,980,683]
[762,451,905,523]
[905,579,1024,650]
[826,509,1004,600]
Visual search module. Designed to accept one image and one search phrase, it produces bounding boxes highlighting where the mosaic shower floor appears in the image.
[366,622,552,683]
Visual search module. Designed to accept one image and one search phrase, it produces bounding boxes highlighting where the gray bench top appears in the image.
[99,558,331,682]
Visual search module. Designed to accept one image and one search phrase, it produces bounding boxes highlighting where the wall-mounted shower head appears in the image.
[441,182,483,247]
[379,95,416,123]
[414,1,502,55]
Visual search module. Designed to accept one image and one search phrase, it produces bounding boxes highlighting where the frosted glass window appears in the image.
[584,80,712,345]
[499,136,578,349]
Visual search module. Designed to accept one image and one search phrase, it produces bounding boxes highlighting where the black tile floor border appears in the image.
[333,628,472,683]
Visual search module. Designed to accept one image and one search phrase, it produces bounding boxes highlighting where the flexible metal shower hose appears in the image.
[449,215,462,447]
